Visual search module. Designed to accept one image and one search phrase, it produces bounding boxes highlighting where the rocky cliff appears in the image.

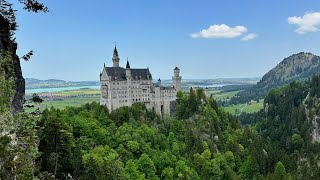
[0,15,25,113]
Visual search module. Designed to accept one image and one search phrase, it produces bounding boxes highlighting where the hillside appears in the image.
[229,52,320,105]
[25,78,99,89]
[239,75,320,179]
[258,52,320,88]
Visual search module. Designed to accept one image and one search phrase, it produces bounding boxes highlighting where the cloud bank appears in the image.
[288,12,320,34]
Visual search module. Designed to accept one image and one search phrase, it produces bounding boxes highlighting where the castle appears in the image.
[100,46,182,115]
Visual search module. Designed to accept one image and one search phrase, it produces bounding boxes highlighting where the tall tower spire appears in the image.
[126,58,131,69]
[112,45,120,67]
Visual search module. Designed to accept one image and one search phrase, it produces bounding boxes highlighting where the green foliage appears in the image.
[32,93,44,104]
[82,145,124,179]
[291,133,303,148]
[274,161,286,179]
[37,107,75,179]
[239,75,320,178]
[0,51,14,113]
[239,155,259,179]
[32,88,295,179]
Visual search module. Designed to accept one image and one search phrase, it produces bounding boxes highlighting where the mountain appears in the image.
[228,52,320,105]
[257,52,320,89]
[25,78,99,89]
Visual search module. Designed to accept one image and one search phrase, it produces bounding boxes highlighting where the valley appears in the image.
[24,78,263,114]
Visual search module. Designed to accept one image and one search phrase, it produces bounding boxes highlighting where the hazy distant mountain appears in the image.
[229,52,320,104]
[25,78,99,89]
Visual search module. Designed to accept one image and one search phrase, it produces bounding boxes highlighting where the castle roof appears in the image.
[160,86,175,90]
[126,60,131,69]
[105,67,152,81]
[174,67,179,70]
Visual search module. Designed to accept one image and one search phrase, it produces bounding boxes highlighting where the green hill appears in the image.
[229,52,320,105]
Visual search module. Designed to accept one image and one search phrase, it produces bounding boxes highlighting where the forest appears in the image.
[0,72,297,179]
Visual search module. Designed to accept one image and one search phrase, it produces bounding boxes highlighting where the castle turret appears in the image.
[157,78,161,87]
[126,59,131,77]
[126,59,132,105]
[112,45,120,67]
[172,67,181,91]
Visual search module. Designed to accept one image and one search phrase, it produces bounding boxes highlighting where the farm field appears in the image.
[224,100,264,115]
[25,88,263,115]
[210,90,263,114]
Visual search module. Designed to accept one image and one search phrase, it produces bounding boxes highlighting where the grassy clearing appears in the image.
[42,97,100,109]
[223,99,264,115]
[54,89,100,96]
[210,90,239,101]
[208,90,263,115]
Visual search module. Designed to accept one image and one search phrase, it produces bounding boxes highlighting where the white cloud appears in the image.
[191,24,248,39]
[288,12,320,34]
[241,33,258,41]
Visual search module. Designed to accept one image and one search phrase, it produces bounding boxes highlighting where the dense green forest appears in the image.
[239,76,320,179]
[31,88,293,179]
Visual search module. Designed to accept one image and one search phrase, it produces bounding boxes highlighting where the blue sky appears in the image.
[14,0,320,81]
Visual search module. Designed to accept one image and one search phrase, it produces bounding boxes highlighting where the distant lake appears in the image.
[183,84,238,88]
[26,86,100,94]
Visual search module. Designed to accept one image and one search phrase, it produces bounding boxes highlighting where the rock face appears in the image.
[0,15,25,113]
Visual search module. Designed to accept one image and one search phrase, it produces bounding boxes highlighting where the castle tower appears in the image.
[126,59,131,76]
[112,45,120,67]
[172,67,181,91]
[126,59,132,105]
[158,78,161,87]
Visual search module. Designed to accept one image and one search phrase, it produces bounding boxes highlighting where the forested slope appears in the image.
[239,76,320,179]
[35,88,293,179]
